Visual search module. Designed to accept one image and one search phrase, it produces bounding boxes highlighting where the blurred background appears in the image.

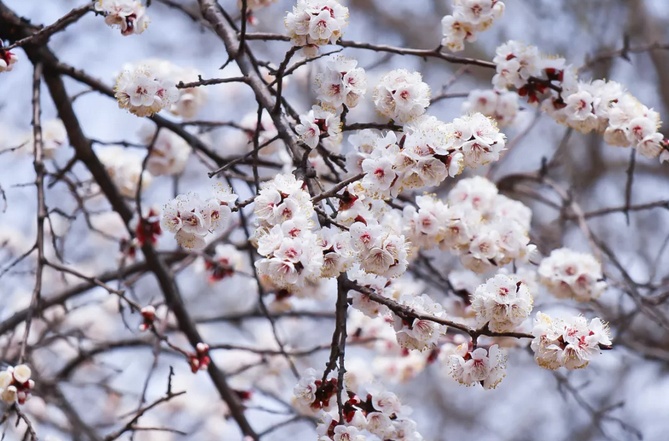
[1,1,669,440]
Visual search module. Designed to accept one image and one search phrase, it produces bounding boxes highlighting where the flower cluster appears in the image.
[323,385,423,441]
[334,183,390,225]
[445,112,507,168]
[353,131,402,197]
[402,177,533,273]
[328,188,411,284]
[295,105,342,150]
[254,174,314,228]
[293,368,338,414]
[441,0,505,52]
[95,0,149,36]
[0,365,34,404]
[393,294,446,351]
[114,65,179,117]
[0,46,18,73]
[332,188,415,283]
[538,248,606,302]
[470,273,533,332]
[349,221,409,279]
[188,342,212,373]
[315,55,367,110]
[492,40,551,92]
[285,0,349,56]
[493,40,669,161]
[462,89,519,127]
[137,59,208,119]
[545,79,667,160]
[449,343,506,389]
[447,176,533,272]
[319,226,355,278]
[346,265,394,318]
[402,195,452,251]
[139,125,191,176]
[349,113,505,198]
[253,174,325,295]
[373,69,431,124]
[122,207,162,259]
[97,147,153,198]
[531,312,612,370]
[134,207,162,246]
[346,306,443,383]
[295,374,425,440]
[161,187,237,250]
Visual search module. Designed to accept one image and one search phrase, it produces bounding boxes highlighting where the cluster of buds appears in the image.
[135,208,162,246]
[188,343,211,373]
[121,208,162,259]
[138,305,156,332]
[0,43,18,73]
[0,365,34,405]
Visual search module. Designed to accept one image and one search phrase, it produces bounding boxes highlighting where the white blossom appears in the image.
[161,187,237,250]
[448,112,507,168]
[315,55,367,110]
[139,125,191,176]
[95,0,149,36]
[252,173,327,295]
[449,343,506,389]
[350,221,409,279]
[97,147,153,198]
[463,89,519,127]
[24,119,68,159]
[393,294,446,351]
[285,0,349,54]
[439,176,532,272]
[492,41,669,161]
[470,273,533,332]
[373,69,431,124]
[295,105,342,150]
[441,0,505,52]
[135,59,208,119]
[319,226,355,278]
[538,248,607,302]
[402,195,452,251]
[114,65,179,117]
[349,113,506,198]
[531,312,612,370]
